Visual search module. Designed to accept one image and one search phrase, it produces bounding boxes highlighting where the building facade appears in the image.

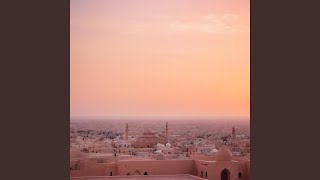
[70,145,250,180]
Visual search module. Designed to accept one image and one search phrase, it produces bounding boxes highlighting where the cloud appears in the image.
[168,14,241,34]
[71,13,247,35]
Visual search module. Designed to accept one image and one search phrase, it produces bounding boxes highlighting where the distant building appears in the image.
[125,123,129,140]
[232,126,236,139]
[131,128,167,148]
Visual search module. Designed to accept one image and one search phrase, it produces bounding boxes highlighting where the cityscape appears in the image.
[70,118,250,180]
[70,0,250,179]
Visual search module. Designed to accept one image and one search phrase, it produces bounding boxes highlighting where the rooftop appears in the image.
[71,175,204,180]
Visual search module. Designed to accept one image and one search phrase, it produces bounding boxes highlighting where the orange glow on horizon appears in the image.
[71,0,250,119]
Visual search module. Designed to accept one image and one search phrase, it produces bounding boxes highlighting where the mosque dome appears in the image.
[155,150,162,154]
[215,145,232,161]
[156,143,165,150]
[210,148,219,156]
[144,128,155,134]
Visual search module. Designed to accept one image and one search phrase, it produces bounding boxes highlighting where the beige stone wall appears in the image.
[194,160,210,178]
[81,159,111,176]
[246,161,250,180]
[194,160,249,180]
[104,166,118,176]
[70,156,250,180]
[70,170,82,177]
[237,161,249,180]
[117,160,194,176]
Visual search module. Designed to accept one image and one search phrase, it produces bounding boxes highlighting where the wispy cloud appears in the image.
[71,13,247,35]
[168,14,241,34]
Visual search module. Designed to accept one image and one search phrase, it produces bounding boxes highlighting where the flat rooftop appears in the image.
[71,175,204,180]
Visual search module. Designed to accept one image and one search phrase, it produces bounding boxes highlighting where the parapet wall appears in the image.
[117,160,194,176]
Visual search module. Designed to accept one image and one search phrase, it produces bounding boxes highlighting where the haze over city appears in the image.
[70,0,250,180]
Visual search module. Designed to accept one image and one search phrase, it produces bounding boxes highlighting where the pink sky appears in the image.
[70,0,250,119]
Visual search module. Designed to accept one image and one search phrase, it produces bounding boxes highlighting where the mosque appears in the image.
[70,123,250,180]
[131,128,168,148]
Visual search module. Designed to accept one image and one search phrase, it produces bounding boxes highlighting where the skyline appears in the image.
[70,114,250,121]
[71,0,250,119]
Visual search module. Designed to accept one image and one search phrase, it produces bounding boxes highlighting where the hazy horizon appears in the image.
[70,115,250,122]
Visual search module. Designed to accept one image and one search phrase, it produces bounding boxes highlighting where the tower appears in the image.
[125,123,128,140]
[232,126,235,139]
[166,122,168,135]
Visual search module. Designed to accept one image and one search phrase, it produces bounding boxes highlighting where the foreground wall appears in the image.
[194,160,250,180]
[70,159,118,177]
[70,158,250,180]
[117,160,194,176]
[82,159,108,176]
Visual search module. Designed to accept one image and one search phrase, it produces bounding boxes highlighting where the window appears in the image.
[238,172,242,178]
[201,171,203,178]
[205,171,208,178]
[110,172,112,176]
[127,173,130,176]
[144,172,148,175]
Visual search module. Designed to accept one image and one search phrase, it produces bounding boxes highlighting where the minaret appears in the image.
[125,123,128,140]
[166,122,168,135]
[232,126,236,139]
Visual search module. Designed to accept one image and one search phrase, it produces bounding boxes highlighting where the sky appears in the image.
[70,0,250,120]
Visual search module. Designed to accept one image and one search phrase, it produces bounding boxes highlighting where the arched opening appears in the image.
[110,172,113,176]
[221,169,230,180]
[238,172,242,178]
[133,170,141,175]
[127,173,130,176]
[205,171,208,178]
[144,172,148,175]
